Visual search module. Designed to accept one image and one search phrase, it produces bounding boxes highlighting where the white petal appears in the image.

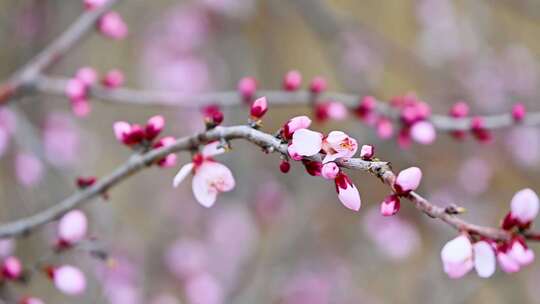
[173,163,194,187]
[191,162,235,208]
[473,241,496,278]
[202,141,225,157]
[441,235,472,264]
[192,171,218,208]
[291,129,323,156]
[510,188,539,223]
[337,183,361,211]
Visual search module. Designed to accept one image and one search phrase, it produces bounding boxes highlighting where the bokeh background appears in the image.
[1,0,540,303]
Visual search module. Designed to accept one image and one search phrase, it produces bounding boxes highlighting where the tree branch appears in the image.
[0,125,528,242]
[0,0,120,104]
[33,75,540,132]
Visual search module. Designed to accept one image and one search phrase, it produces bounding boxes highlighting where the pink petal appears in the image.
[113,121,131,142]
[337,182,361,211]
[510,188,539,224]
[395,167,422,193]
[509,241,535,266]
[497,252,520,273]
[410,121,436,145]
[291,129,322,156]
[287,145,303,161]
[54,265,86,295]
[473,241,496,278]
[284,116,312,138]
[192,162,235,207]
[58,210,88,244]
[172,163,194,187]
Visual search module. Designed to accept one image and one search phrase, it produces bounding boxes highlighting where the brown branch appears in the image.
[34,75,540,132]
[0,125,530,242]
[0,0,120,104]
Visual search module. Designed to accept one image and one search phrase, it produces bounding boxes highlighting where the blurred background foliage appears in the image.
[1,0,540,303]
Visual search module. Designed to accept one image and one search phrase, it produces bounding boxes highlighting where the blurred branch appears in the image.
[0,0,120,104]
[34,75,540,132]
[0,125,532,242]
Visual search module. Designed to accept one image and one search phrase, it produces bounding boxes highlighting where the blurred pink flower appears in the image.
[279,272,330,304]
[457,157,492,195]
[53,265,86,295]
[185,272,224,304]
[15,153,43,187]
[506,127,540,167]
[165,239,208,280]
[43,112,80,167]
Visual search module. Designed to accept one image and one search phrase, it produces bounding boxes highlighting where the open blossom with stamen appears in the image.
[173,142,235,208]
[57,210,88,247]
[334,172,361,211]
[50,265,86,295]
[394,167,422,194]
[440,235,496,279]
[282,115,312,140]
[321,131,358,163]
[98,12,128,40]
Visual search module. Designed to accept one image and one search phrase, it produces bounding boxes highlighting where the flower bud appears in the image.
[395,167,422,194]
[380,194,400,216]
[145,115,165,141]
[250,97,268,119]
[283,70,302,91]
[98,11,128,40]
[237,77,257,101]
[360,144,374,160]
[321,162,339,180]
[1,256,22,280]
[102,69,124,88]
[512,103,526,122]
[309,76,327,94]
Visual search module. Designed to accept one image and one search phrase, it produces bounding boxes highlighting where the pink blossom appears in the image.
[237,77,257,101]
[250,96,268,119]
[65,78,86,101]
[98,12,128,40]
[173,143,235,208]
[321,131,358,163]
[282,115,312,139]
[71,99,91,117]
[440,235,474,278]
[57,210,88,246]
[360,144,374,160]
[288,129,323,158]
[449,101,469,118]
[376,118,394,139]
[410,121,436,144]
[508,239,535,266]
[1,256,22,279]
[321,162,339,180]
[380,194,400,216]
[314,101,348,122]
[43,112,80,167]
[283,70,302,91]
[145,115,165,141]
[113,121,132,144]
[334,172,361,211]
[15,153,43,187]
[75,67,98,87]
[184,273,224,304]
[84,0,107,10]
[102,69,125,88]
[512,103,526,121]
[53,265,86,295]
[510,188,539,226]
[394,167,422,193]
[473,241,496,278]
[309,76,327,94]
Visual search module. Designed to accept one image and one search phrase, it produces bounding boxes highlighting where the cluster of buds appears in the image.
[449,101,492,143]
[113,115,177,167]
[279,115,363,211]
[379,167,423,216]
[65,67,124,117]
[441,188,539,278]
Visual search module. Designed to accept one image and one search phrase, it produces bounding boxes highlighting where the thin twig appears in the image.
[0,0,120,104]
